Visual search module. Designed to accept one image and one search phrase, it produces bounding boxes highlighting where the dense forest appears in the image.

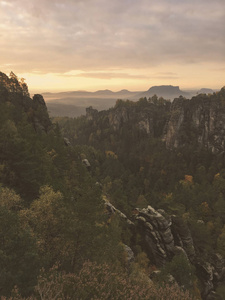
[0,71,225,299]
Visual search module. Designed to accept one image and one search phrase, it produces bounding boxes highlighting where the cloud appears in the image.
[0,0,224,75]
[69,71,178,80]
[67,72,149,80]
[153,72,179,80]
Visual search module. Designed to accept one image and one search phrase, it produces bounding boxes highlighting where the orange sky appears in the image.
[0,0,224,92]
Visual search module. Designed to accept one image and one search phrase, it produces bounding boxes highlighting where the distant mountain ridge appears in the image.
[42,85,216,117]
[42,89,138,99]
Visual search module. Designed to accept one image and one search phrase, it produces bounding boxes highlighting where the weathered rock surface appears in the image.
[196,262,215,299]
[86,100,170,138]
[104,197,224,299]
[171,215,195,260]
[124,244,134,264]
[134,205,225,299]
[164,88,225,153]
[85,87,225,154]
[64,137,71,146]
[82,158,91,170]
[212,253,225,281]
[104,200,134,226]
[135,205,176,266]
[196,254,225,299]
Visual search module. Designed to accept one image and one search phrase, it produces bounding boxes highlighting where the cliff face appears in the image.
[134,205,225,300]
[135,206,195,266]
[107,202,225,299]
[86,99,170,138]
[108,105,157,135]
[86,87,225,153]
[164,88,225,153]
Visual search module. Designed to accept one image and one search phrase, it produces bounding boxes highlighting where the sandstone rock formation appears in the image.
[85,87,225,154]
[134,205,195,266]
[104,200,134,226]
[86,100,170,139]
[164,88,225,153]
[134,205,225,299]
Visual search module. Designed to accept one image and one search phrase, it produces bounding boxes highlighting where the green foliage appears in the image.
[160,253,196,291]
[54,92,225,270]
[0,188,39,297]
[6,261,195,300]
[216,283,225,300]
[189,219,213,256]
[20,186,67,267]
[1,72,225,298]
[217,225,225,257]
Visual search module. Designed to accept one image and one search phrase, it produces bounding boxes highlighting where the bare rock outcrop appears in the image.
[135,206,179,266]
[134,205,225,299]
[85,100,170,139]
[164,87,225,153]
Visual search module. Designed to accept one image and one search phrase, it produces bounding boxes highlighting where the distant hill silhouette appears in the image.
[133,85,190,100]
[43,90,139,117]
[42,89,137,100]
[197,88,215,94]
[42,85,216,117]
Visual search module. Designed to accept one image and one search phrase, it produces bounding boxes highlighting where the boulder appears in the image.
[124,245,134,264]
[82,159,91,170]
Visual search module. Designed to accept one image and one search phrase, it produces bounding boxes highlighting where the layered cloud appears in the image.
[0,0,224,89]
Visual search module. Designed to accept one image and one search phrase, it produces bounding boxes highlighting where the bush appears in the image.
[6,261,196,300]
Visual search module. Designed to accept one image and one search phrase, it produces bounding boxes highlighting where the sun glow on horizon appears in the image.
[13,62,225,94]
[1,0,224,94]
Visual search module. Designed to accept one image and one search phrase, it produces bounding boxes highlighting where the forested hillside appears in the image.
[0,71,225,299]
[0,71,160,299]
[55,88,225,300]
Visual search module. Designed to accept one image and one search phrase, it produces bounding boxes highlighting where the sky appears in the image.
[0,0,225,92]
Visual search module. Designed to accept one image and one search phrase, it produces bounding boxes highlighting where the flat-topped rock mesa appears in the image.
[134,85,190,100]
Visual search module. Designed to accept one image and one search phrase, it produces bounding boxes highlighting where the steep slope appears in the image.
[0,71,51,133]
[85,87,225,154]
[56,87,225,299]
[0,71,134,298]
[0,72,60,201]
[164,87,225,153]
[86,97,171,139]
